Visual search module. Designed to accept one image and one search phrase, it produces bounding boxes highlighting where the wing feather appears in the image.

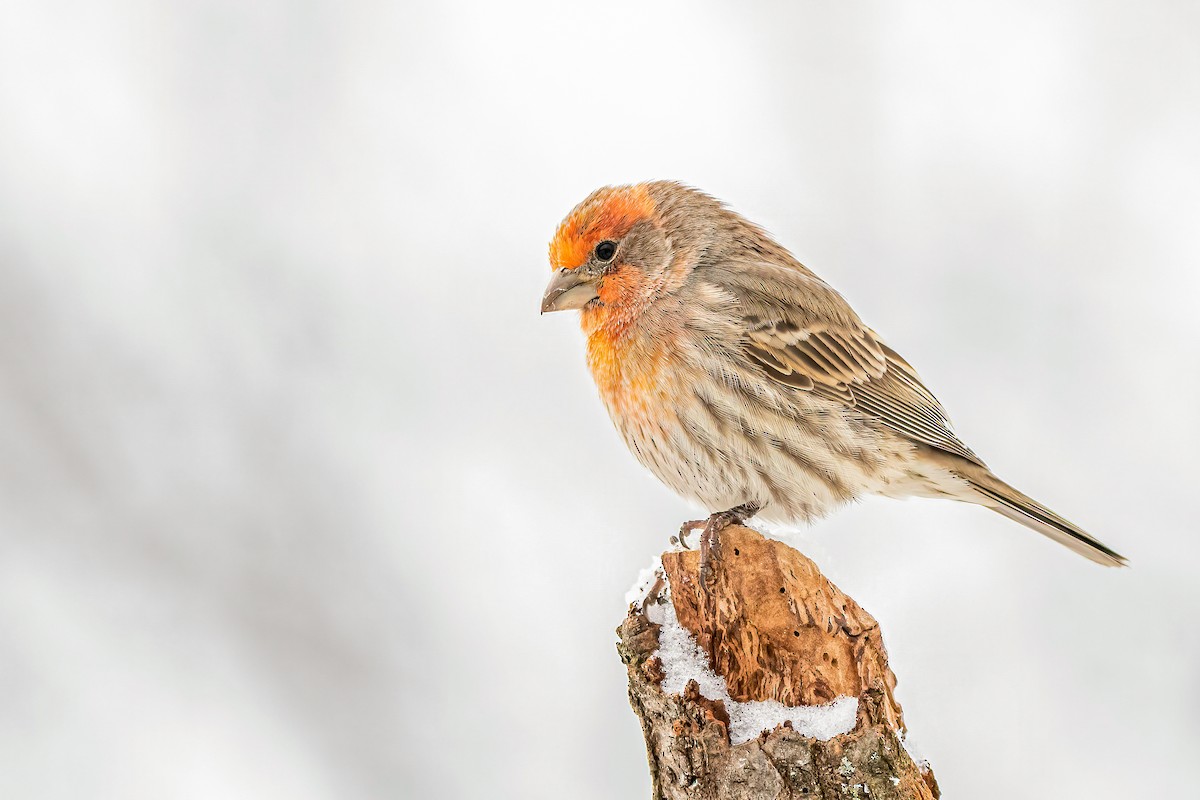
[730,266,984,466]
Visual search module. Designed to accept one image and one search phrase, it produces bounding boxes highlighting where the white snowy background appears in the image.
[1,1,1197,798]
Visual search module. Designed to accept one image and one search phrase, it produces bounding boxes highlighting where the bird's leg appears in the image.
[698,501,761,585]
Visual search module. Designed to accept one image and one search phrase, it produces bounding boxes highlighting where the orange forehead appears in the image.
[549,185,657,271]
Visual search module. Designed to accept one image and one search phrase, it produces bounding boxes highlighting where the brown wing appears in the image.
[743,317,986,467]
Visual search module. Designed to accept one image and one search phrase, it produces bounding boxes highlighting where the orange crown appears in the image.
[549,185,657,271]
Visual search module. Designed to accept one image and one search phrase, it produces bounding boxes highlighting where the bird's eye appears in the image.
[593,240,617,262]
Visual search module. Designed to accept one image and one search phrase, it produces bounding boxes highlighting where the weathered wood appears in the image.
[618,525,938,799]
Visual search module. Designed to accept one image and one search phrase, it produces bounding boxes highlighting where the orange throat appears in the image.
[581,307,674,423]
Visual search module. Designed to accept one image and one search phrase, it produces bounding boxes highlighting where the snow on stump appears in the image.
[618,524,939,799]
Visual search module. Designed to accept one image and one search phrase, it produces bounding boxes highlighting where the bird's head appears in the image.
[541,182,714,319]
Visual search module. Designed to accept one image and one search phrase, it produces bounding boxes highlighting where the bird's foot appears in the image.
[698,502,761,585]
[675,518,707,549]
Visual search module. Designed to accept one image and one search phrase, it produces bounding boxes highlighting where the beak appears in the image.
[540,269,600,314]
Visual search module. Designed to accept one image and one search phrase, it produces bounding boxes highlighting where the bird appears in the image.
[540,181,1125,567]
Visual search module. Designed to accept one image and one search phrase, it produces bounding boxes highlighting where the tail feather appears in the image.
[964,471,1127,567]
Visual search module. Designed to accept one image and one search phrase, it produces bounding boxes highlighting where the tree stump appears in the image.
[617,524,938,799]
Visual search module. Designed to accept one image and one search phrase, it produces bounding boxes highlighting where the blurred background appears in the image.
[1,1,1197,797]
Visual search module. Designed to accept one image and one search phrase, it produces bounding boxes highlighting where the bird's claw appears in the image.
[676,519,706,549]
[698,502,761,585]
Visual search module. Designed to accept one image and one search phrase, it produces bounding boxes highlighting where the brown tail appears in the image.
[962,468,1127,567]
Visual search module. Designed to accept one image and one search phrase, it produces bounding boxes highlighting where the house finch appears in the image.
[541,181,1125,567]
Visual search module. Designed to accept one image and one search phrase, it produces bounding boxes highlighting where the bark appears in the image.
[617,525,939,800]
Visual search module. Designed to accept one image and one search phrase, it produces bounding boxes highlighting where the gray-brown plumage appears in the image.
[542,181,1126,566]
